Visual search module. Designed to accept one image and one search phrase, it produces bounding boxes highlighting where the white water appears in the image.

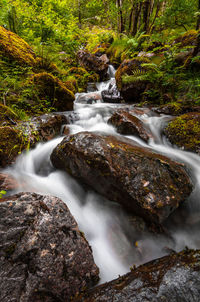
[4,66,200,283]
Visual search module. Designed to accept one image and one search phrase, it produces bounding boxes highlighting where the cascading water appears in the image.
[4,66,200,283]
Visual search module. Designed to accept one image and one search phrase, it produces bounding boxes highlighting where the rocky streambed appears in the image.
[1,68,200,301]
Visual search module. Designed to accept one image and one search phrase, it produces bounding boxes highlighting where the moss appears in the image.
[165,112,200,153]
[30,72,75,111]
[0,126,28,167]
[0,104,18,126]
[173,30,199,48]
[0,26,36,66]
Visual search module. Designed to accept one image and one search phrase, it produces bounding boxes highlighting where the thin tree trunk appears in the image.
[149,0,162,34]
[131,2,142,36]
[193,0,200,56]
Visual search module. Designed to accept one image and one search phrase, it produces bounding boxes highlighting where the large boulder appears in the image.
[108,110,153,142]
[77,50,108,80]
[115,57,150,103]
[0,26,36,66]
[51,132,192,224]
[75,249,200,302]
[164,112,200,154]
[0,193,99,302]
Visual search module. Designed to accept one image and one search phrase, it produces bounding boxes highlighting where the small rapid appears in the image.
[4,66,200,283]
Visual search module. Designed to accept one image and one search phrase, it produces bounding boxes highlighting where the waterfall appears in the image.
[4,66,200,283]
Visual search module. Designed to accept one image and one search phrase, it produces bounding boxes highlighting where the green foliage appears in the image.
[0,190,6,198]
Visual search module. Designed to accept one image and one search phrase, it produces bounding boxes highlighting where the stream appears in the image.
[4,66,200,284]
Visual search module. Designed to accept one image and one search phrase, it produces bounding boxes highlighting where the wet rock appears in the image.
[77,50,108,80]
[115,58,150,103]
[32,113,69,141]
[152,103,200,116]
[51,132,192,224]
[30,72,75,111]
[101,82,123,103]
[0,193,99,302]
[108,110,152,142]
[0,172,19,191]
[75,249,200,302]
[0,26,36,66]
[76,92,102,104]
[164,112,200,154]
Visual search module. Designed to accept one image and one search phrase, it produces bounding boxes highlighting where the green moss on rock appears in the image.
[0,26,36,66]
[164,112,200,154]
[30,72,75,111]
[0,126,28,167]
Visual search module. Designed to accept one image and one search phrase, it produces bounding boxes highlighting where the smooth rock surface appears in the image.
[0,193,99,302]
[51,132,192,224]
[75,249,200,302]
[108,110,153,142]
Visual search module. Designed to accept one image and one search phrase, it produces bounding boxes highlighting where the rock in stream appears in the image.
[75,249,200,302]
[51,132,192,224]
[0,193,99,302]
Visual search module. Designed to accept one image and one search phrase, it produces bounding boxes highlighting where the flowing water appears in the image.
[4,67,200,283]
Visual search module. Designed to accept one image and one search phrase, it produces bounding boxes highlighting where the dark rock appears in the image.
[115,58,150,103]
[75,249,200,302]
[108,110,152,142]
[32,113,69,141]
[51,132,192,224]
[0,193,99,302]
[77,50,108,81]
[164,112,200,154]
[153,103,200,116]
[101,81,123,103]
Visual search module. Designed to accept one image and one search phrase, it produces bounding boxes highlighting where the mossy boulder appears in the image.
[164,112,200,154]
[30,72,75,111]
[0,104,17,126]
[0,26,36,66]
[75,249,200,302]
[0,126,28,167]
[68,67,99,91]
[51,132,192,224]
[115,57,150,103]
[173,30,199,48]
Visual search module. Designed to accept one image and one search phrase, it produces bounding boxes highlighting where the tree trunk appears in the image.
[193,0,200,56]
[143,0,151,33]
[116,0,124,33]
[131,2,142,36]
